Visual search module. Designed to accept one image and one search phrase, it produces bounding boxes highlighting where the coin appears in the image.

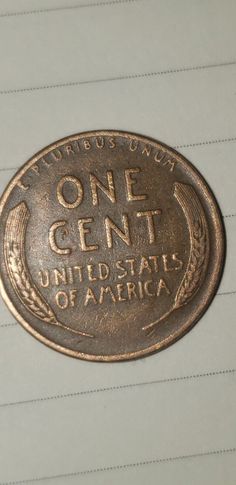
[0,131,225,361]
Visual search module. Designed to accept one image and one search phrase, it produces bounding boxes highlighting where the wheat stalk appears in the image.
[173,219,207,309]
[4,202,93,338]
[143,183,209,334]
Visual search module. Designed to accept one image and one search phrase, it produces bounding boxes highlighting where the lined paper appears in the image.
[0,1,235,483]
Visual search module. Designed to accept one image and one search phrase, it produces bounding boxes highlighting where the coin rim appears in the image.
[0,130,225,361]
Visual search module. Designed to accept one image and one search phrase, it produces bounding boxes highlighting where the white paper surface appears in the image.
[0,1,235,484]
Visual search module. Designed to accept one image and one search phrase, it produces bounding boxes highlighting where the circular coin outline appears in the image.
[0,131,225,361]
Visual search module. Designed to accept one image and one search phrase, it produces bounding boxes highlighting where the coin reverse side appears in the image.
[0,131,225,361]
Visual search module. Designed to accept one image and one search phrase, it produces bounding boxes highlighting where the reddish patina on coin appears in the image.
[0,131,225,361]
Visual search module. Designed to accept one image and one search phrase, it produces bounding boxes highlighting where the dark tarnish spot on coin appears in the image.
[0,131,225,361]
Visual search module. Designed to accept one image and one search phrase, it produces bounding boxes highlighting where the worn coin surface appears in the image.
[0,131,225,361]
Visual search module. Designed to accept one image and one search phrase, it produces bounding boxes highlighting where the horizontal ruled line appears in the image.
[175,135,236,149]
[0,322,17,329]
[0,368,235,409]
[1,447,236,484]
[217,290,236,297]
[224,213,236,219]
[0,0,140,19]
[0,59,235,96]
[0,290,235,330]
[1,134,236,175]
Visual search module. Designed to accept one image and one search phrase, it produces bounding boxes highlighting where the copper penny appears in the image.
[0,131,225,361]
